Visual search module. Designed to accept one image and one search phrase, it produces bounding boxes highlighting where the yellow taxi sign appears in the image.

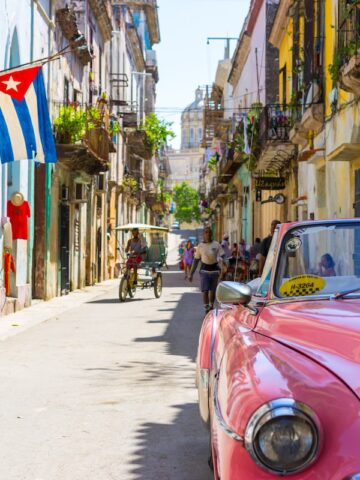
[279,274,326,297]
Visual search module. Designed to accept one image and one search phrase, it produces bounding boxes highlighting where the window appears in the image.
[198,128,202,144]
[190,128,194,146]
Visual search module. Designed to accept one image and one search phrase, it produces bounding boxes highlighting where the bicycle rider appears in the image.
[125,228,147,284]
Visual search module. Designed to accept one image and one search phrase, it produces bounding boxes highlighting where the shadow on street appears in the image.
[129,403,212,480]
[134,289,203,363]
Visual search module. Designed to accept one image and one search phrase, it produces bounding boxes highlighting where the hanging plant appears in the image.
[328,40,360,82]
[122,175,137,191]
[109,118,121,137]
[208,154,219,171]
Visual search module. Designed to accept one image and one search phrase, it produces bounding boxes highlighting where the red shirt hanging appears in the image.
[7,200,31,240]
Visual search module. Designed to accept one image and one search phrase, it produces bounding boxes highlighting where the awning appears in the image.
[115,223,169,233]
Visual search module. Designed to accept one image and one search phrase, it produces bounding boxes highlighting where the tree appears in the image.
[143,113,175,153]
[173,182,200,224]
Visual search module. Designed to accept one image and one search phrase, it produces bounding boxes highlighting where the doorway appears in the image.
[59,203,70,294]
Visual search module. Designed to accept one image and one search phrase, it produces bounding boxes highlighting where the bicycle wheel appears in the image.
[128,269,137,298]
[154,274,162,298]
[119,276,128,302]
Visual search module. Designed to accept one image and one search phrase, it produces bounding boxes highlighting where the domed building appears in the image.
[168,88,205,191]
[181,87,204,149]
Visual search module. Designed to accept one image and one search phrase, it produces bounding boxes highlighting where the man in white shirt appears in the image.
[221,234,231,259]
[189,226,226,313]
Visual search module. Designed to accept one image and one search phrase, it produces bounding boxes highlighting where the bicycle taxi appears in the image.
[115,223,168,302]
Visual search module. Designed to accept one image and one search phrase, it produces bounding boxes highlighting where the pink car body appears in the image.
[196,220,360,479]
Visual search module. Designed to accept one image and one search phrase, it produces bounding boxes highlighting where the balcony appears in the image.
[55,7,92,65]
[88,0,113,41]
[219,149,244,183]
[146,50,159,82]
[208,177,227,204]
[203,84,224,148]
[257,104,295,171]
[338,8,360,95]
[300,103,324,132]
[111,0,160,45]
[125,22,145,72]
[55,103,115,175]
[126,129,153,160]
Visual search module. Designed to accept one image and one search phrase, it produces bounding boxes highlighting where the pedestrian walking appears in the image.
[221,234,232,259]
[189,226,226,314]
[259,220,281,275]
[184,240,195,280]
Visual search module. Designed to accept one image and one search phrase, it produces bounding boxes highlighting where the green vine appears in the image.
[208,154,219,171]
[143,113,175,153]
[122,175,137,190]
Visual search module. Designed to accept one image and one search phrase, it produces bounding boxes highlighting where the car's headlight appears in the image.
[245,398,321,475]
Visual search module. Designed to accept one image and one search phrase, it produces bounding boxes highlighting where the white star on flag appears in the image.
[2,76,21,92]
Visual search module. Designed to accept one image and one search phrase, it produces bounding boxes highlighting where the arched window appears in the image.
[190,128,194,147]
[9,29,20,68]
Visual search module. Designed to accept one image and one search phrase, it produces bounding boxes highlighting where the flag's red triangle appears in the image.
[0,65,42,102]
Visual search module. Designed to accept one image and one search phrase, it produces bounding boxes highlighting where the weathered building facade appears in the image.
[0,0,164,316]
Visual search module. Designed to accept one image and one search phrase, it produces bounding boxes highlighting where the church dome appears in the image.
[183,87,204,113]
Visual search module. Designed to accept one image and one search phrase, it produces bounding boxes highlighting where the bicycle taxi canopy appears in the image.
[115,223,169,233]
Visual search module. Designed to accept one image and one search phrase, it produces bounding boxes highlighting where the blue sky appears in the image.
[155,0,250,148]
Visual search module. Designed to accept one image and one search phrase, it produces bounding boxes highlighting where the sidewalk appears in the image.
[0,279,119,341]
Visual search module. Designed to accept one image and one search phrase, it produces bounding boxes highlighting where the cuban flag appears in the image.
[0,64,57,164]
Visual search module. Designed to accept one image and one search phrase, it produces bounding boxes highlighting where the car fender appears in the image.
[214,330,359,446]
[196,308,222,426]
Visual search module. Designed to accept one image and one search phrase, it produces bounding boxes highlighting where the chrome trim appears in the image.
[213,370,244,443]
[197,367,210,425]
[199,368,209,389]
[245,398,321,476]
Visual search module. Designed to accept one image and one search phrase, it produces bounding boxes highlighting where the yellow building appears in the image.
[270,0,360,221]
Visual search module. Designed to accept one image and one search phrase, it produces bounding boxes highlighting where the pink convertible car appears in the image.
[196,219,360,479]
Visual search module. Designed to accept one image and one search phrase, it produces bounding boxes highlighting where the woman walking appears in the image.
[184,240,195,279]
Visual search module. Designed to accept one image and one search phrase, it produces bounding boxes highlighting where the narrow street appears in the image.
[0,232,211,480]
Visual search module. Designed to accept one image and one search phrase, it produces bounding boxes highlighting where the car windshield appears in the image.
[275,223,360,298]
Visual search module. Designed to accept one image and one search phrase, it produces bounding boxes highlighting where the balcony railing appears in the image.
[337,6,360,94]
[259,105,294,148]
[203,84,224,147]
[338,5,360,52]
[110,73,129,107]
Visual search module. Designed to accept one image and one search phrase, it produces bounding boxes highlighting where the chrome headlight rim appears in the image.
[245,398,321,476]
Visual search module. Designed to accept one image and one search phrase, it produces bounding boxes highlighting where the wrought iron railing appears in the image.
[338,3,360,53]
[259,104,294,147]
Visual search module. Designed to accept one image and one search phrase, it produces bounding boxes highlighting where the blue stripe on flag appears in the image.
[0,108,15,163]
[33,69,57,163]
[12,98,37,160]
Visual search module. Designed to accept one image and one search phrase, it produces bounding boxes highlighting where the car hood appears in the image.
[255,299,360,399]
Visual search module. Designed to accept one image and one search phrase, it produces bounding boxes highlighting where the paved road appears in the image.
[0,231,212,480]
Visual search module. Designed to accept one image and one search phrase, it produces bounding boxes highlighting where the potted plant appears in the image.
[54,104,87,144]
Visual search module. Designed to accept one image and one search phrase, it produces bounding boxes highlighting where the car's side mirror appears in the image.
[216,281,252,306]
